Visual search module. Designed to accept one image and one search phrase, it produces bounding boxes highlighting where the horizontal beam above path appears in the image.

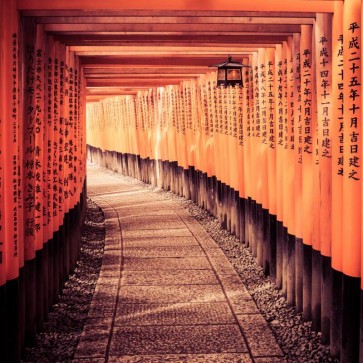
[86,79,192,87]
[35,16,315,25]
[21,10,318,17]
[80,56,252,66]
[44,23,301,33]
[17,0,335,12]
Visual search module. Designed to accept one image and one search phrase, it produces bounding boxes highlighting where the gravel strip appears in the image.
[100,168,339,363]
[21,198,105,363]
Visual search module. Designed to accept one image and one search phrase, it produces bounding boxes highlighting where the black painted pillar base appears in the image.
[238,197,246,245]
[52,230,60,304]
[48,235,54,309]
[360,290,363,363]
[24,258,36,345]
[18,267,25,351]
[286,233,295,306]
[262,208,270,276]
[256,203,263,267]
[35,249,44,332]
[0,284,6,360]
[42,242,49,322]
[311,248,322,331]
[341,275,360,363]
[282,226,288,297]
[189,167,196,203]
[234,191,240,239]
[321,255,332,345]
[331,268,342,359]
[6,278,20,363]
[275,220,284,289]
[295,237,303,313]
[303,244,312,321]
[268,214,277,282]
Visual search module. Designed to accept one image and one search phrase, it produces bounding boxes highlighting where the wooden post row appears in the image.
[0,4,87,357]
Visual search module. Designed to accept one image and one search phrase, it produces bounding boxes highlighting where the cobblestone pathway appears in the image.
[73,165,285,363]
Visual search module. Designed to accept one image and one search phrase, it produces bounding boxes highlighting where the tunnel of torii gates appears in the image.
[1,0,363,361]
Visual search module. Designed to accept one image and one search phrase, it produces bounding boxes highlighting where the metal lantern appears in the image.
[210,55,248,87]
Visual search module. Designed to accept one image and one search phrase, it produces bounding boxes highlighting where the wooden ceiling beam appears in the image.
[70,45,271,52]
[80,56,251,66]
[51,34,288,43]
[21,10,318,18]
[44,23,301,33]
[83,67,212,74]
[85,73,205,78]
[86,79,187,87]
[17,0,335,13]
[35,16,314,25]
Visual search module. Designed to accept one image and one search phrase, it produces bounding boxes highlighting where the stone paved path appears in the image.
[73,165,285,363]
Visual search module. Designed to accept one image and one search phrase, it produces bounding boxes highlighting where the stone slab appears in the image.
[254,358,287,363]
[74,324,110,359]
[121,220,187,231]
[121,269,218,286]
[115,302,235,325]
[123,228,192,239]
[123,257,211,271]
[236,314,284,357]
[119,284,226,304]
[123,246,204,258]
[109,325,248,355]
[219,275,260,315]
[108,353,253,363]
[123,236,199,248]
[208,255,238,275]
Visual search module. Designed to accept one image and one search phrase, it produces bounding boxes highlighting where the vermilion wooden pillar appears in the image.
[331,0,344,357]
[300,24,314,322]
[293,32,304,314]
[0,1,7,359]
[315,12,333,342]
[341,1,362,362]
[2,0,21,359]
[266,47,277,281]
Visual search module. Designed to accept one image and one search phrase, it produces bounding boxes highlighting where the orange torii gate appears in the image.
[1,0,363,362]
[1,0,87,360]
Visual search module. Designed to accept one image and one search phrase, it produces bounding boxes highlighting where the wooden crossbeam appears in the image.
[44,23,301,33]
[35,15,315,25]
[15,1,332,97]
[17,0,335,13]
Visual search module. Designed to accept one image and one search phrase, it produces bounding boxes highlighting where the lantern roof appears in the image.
[210,55,247,69]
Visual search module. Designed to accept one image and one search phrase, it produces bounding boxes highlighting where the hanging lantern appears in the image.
[210,55,248,87]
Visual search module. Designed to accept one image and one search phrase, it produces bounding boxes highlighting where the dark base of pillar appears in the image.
[36,248,45,331]
[341,274,360,363]
[0,284,6,360]
[6,278,20,363]
[262,208,270,276]
[295,237,303,313]
[269,214,277,282]
[303,243,312,321]
[276,220,284,289]
[321,255,332,344]
[311,249,322,331]
[24,258,36,345]
[286,233,295,306]
[331,268,342,359]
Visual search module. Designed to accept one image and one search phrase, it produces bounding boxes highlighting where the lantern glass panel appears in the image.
[218,68,225,81]
[227,69,241,81]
